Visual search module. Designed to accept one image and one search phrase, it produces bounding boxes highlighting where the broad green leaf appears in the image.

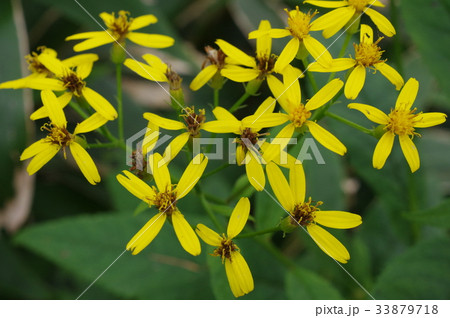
[405,198,450,229]
[373,237,450,299]
[14,213,212,299]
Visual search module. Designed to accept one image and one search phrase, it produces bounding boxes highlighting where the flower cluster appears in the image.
[4,2,446,299]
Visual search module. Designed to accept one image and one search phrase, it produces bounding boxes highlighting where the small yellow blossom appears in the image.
[349,78,447,172]
[23,53,117,120]
[20,90,107,184]
[196,197,254,298]
[249,7,332,69]
[268,67,347,155]
[66,11,174,51]
[117,153,208,256]
[267,162,362,263]
[309,24,403,99]
[190,46,227,91]
[304,0,395,38]
[202,97,297,191]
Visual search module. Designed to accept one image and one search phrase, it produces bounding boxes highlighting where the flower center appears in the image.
[286,7,316,40]
[166,67,182,90]
[385,108,420,136]
[354,39,385,67]
[291,197,322,226]
[41,123,72,158]
[107,10,132,41]
[62,72,86,96]
[153,188,177,214]
[181,107,206,137]
[213,236,239,262]
[256,54,277,79]
[348,0,369,12]
[237,127,265,153]
[289,103,311,127]
[203,46,226,70]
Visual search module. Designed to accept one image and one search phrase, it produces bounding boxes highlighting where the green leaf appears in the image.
[405,198,450,229]
[14,213,212,299]
[285,267,343,300]
[401,0,450,99]
[373,236,450,299]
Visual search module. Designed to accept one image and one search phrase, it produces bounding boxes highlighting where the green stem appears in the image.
[116,63,124,142]
[69,101,89,119]
[213,88,220,107]
[236,226,280,239]
[86,141,119,149]
[302,57,318,93]
[325,111,373,135]
[202,163,230,179]
[229,92,251,113]
[327,32,353,82]
[199,190,224,233]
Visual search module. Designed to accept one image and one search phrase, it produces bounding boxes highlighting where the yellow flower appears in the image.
[349,78,447,172]
[249,7,332,69]
[23,53,117,120]
[190,46,227,91]
[65,11,174,51]
[217,20,302,90]
[202,97,296,191]
[304,0,395,38]
[117,153,208,256]
[20,90,107,185]
[142,107,207,162]
[266,162,362,263]
[269,66,347,155]
[196,197,254,298]
[308,24,403,99]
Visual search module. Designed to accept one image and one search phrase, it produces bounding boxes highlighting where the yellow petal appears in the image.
[76,62,94,80]
[305,78,343,111]
[73,33,116,52]
[99,12,114,26]
[190,65,218,91]
[344,65,366,100]
[314,211,362,229]
[225,251,254,297]
[360,24,373,45]
[82,87,118,120]
[143,112,186,130]
[413,112,447,128]
[274,38,299,73]
[149,153,172,192]
[242,113,288,130]
[69,142,100,185]
[41,90,66,128]
[26,144,60,175]
[375,63,404,90]
[20,139,49,160]
[74,113,108,135]
[267,76,290,113]
[62,53,99,68]
[246,151,265,191]
[202,120,241,133]
[212,106,239,122]
[308,58,355,73]
[310,7,356,38]
[66,31,107,40]
[127,212,166,255]
[282,65,302,107]
[0,74,38,89]
[249,28,290,39]
[289,163,306,205]
[161,132,190,164]
[142,122,159,155]
[304,1,348,8]
[399,134,420,173]
[124,59,168,82]
[262,123,295,163]
[347,103,389,124]
[116,170,156,204]
[303,36,332,68]
[373,131,395,169]
[216,39,256,68]
[306,121,347,155]
[256,20,272,60]
[266,162,295,211]
[195,224,222,246]
[127,32,174,48]
[142,54,167,73]
[236,145,246,166]
[307,224,350,263]
[38,54,67,77]
[129,14,158,31]
[30,92,72,121]
[24,78,65,91]
[171,210,201,256]
[365,8,396,37]
[227,197,250,239]
[254,96,277,117]
[395,78,419,111]
[221,66,259,82]
[176,153,208,199]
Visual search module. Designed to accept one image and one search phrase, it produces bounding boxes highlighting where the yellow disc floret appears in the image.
[106,10,133,41]
[348,0,371,12]
[386,108,421,137]
[286,7,317,40]
[354,38,385,67]
[213,235,239,262]
[291,197,322,226]
[41,123,73,158]
[289,104,312,127]
[153,187,177,214]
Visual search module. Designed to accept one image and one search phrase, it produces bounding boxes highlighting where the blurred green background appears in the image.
[0,0,449,299]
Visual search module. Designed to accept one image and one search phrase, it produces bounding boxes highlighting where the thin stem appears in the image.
[69,101,89,119]
[325,111,373,135]
[229,92,251,113]
[199,190,224,233]
[327,32,353,82]
[213,88,220,107]
[202,163,230,179]
[116,63,124,142]
[86,141,119,149]
[236,226,280,239]
[302,57,318,93]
